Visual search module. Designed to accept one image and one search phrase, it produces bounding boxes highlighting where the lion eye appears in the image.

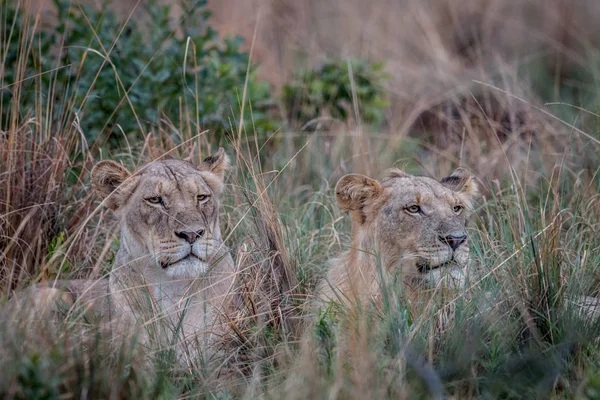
[453,205,463,214]
[197,194,209,204]
[145,196,164,205]
[405,204,421,214]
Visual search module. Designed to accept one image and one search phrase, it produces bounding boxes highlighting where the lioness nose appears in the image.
[439,233,467,251]
[175,228,205,244]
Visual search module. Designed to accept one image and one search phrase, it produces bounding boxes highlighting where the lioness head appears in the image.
[91,149,230,279]
[336,167,478,286]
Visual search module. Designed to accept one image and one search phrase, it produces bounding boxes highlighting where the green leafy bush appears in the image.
[1,0,278,145]
[283,58,389,129]
[0,2,54,124]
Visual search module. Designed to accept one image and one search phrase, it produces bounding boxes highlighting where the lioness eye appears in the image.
[146,196,164,205]
[453,205,463,214]
[406,205,421,214]
[197,194,209,204]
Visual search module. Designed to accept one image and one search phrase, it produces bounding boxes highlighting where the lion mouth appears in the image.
[417,258,455,273]
[160,254,203,269]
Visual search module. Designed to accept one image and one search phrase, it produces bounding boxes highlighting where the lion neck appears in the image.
[342,221,387,301]
[103,225,235,360]
[343,219,426,304]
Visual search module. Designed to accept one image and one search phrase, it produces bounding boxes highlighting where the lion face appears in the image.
[335,168,478,286]
[91,149,230,279]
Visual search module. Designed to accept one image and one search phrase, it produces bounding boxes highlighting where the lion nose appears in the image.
[175,228,205,244]
[439,233,467,251]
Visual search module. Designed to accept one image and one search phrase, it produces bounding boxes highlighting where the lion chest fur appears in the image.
[107,236,235,353]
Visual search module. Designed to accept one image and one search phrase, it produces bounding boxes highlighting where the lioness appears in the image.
[8,148,235,366]
[321,167,478,305]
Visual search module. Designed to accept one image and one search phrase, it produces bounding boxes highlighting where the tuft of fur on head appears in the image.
[382,168,411,181]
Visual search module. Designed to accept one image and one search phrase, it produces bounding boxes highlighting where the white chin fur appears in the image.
[163,257,209,279]
[425,265,466,288]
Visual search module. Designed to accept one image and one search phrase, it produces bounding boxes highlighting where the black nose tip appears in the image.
[439,233,467,251]
[175,228,205,244]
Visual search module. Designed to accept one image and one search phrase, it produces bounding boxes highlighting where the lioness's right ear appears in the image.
[91,160,132,210]
[200,148,229,178]
[199,147,230,194]
[440,168,479,201]
[335,174,383,223]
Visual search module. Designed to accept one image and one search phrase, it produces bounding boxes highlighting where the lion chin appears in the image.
[162,256,210,279]
[417,261,467,289]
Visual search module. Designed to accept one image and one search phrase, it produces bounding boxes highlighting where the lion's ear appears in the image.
[335,174,383,223]
[91,160,132,210]
[200,147,230,179]
[441,168,479,199]
[199,148,230,194]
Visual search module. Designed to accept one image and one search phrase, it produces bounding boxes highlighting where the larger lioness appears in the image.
[8,148,235,366]
[321,167,479,305]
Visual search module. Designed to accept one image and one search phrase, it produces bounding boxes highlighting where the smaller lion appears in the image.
[320,167,479,306]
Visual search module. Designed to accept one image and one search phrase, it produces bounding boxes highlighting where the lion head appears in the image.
[91,149,230,279]
[324,167,479,302]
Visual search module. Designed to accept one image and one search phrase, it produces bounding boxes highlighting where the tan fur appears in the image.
[9,149,236,367]
[321,168,479,306]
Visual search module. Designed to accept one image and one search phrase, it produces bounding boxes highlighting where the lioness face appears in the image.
[92,149,230,279]
[336,168,478,286]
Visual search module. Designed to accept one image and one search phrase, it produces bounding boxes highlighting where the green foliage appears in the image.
[582,373,600,400]
[1,326,164,399]
[0,2,54,122]
[14,353,61,400]
[45,232,70,277]
[1,0,278,145]
[283,58,389,128]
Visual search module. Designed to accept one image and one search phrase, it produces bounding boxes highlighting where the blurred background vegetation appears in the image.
[1,0,600,398]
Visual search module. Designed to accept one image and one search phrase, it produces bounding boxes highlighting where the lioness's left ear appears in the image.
[336,174,383,224]
[440,168,479,199]
[199,147,230,194]
[91,160,132,210]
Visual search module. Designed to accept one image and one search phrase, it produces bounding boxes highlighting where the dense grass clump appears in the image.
[1,0,600,398]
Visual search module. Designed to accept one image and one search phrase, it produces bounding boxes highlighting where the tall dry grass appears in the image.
[0,4,99,290]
